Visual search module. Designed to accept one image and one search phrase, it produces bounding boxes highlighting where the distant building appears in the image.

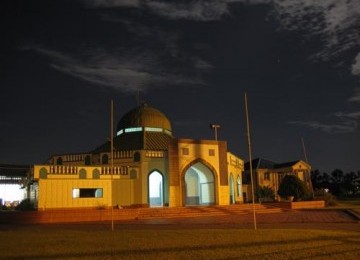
[243,158,313,202]
[32,103,244,209]
[0,164,34,205]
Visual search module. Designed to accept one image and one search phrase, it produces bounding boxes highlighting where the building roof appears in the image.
[0,164,31,177]
[0,164,31,184]
[274,161,301,169]
[244,158,276,170]
[116,103,172,132]
[244,158,302,170]
[89,103,173,153]
[92,131,173,153]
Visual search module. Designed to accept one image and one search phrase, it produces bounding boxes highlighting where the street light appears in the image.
[210,124,221,141]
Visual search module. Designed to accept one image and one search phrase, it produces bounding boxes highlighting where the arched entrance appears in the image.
[229,174,235,204]
[148,171,163,207]
[237,175,242,197]
[184,162,215,206]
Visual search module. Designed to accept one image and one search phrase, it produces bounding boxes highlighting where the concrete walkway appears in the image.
[116,209,360,232]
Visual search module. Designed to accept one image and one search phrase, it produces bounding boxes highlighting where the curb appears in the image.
[344,209,360,223]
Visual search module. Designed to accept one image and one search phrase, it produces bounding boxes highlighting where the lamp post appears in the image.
[210,124,221,141]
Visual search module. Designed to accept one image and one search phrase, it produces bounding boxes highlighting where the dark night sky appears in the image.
[1,0,360,173]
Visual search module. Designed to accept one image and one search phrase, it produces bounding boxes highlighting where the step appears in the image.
[136,204,284,219]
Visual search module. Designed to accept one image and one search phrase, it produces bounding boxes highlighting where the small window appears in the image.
[209,149,215,156]
[144,127,162,132]
[79,169,87,179]
[39,167,48,179]
[117,129,124,136]
[93,169,100,179]
[182,147,189,155]
[264,172,270,181]
[125,127,142,133]
[72,188,103,198]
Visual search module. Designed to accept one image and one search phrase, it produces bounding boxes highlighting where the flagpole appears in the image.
[245,92,257,230]
[110,99,114,232]
[301,137,314,198]
[301,137,308,163]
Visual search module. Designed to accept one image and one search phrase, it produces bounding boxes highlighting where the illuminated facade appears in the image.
[242,158,313,202]
[33,103,244,209]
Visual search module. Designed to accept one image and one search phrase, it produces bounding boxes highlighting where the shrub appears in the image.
[314,189,337,206]
[15,199,35,211]
[256,186,275,202]
[278,175,311,201]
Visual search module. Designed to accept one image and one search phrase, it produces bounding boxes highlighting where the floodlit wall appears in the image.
[167,139,244,207]
[33,141,245,209]
[176,140,220,206]
[246,160,312,202]
[34,165,136,209]
[227,152,244,204]
[37,179,111,209]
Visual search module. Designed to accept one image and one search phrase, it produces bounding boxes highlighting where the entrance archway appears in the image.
[184,162,215,206]
[148,171,163,207]
[229,174,235,204]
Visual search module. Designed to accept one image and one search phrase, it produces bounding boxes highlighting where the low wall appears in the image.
[264,200,325,210]
[0,208,139,224]
[290,200,325,209]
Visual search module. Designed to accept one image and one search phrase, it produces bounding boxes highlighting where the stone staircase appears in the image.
[136,204,284,220]
[0,204,285,224]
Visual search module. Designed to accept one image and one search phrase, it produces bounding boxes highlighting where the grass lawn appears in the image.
[0,224,359,259]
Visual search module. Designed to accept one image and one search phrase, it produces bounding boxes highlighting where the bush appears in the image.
[15,199,35,211]
[256,186,275,202]
[278,175,311,201]
[314,189,337,206]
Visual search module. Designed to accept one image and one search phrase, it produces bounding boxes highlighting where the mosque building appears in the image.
[32,103,245,209]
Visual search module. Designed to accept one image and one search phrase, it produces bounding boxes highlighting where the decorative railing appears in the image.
[62,154,87,162]
[113,151,133,159]
[101,166,128,175]
[49,166,78,174]
[145,150,165,158]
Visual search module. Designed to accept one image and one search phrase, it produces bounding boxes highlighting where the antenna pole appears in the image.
[245,92,257,230]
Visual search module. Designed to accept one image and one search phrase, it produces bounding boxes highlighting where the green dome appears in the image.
[116,103,172,132]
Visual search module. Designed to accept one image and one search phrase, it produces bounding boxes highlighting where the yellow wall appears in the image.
[177,140,221,206]
[38,179,111,209]
[34,140,245,209]
[227,152,244,204]
[172,140,244,207]
[35,165,137,209]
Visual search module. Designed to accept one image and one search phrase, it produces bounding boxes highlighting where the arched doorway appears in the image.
[148,171,163,207]
[237,175,242,197]
[229,174,235,204]
[184,162,215,206]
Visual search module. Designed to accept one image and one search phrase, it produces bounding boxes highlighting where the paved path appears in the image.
[115,209,360,232]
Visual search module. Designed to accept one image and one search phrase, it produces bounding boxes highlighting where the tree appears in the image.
[311,169,322,190]
[278,175,310,201]
[15,199,35,211]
